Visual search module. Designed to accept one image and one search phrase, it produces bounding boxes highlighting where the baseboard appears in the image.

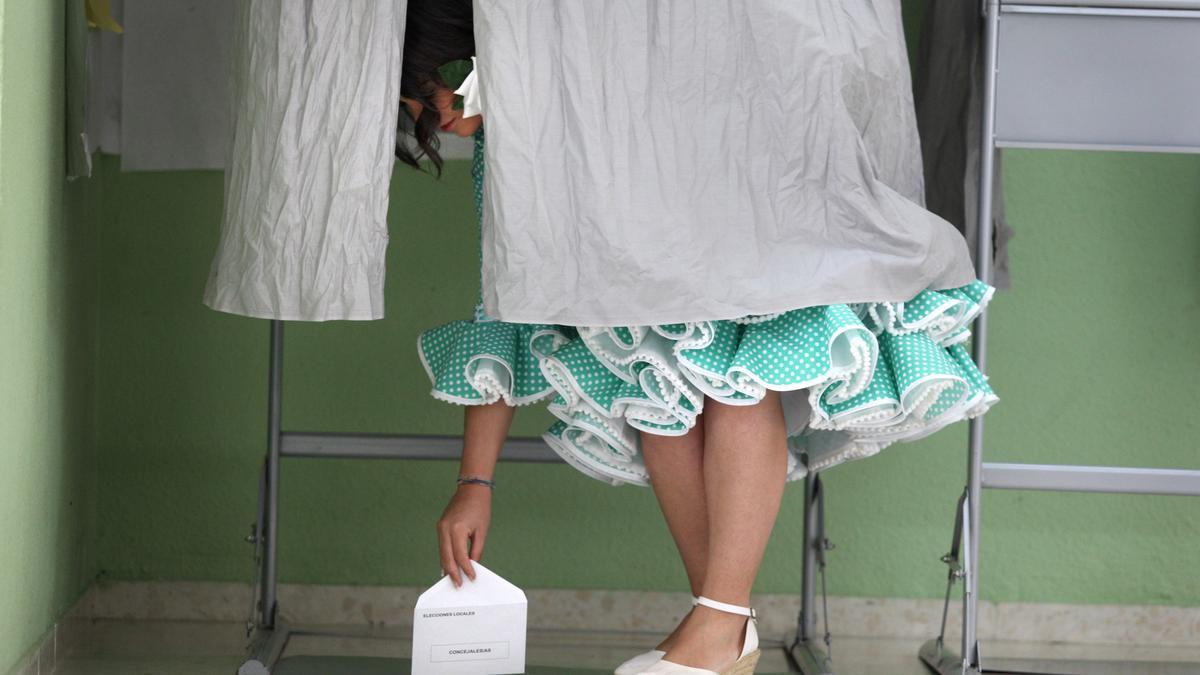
[66,579,1200,648]
[4,614,89,675]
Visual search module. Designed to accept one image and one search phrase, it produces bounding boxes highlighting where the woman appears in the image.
[397,2,998,673]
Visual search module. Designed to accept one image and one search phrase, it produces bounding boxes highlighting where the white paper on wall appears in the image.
[120,0,235,171]
[84,0,124,158]
[93,0,472,171]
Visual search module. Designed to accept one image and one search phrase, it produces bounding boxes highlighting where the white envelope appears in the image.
[411,560,527,675]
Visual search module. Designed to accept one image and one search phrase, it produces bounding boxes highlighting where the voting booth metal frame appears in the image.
[235,355,564,673]
[913,2,1200,674]
[236,1,1200,673]
[798,1,1200,674]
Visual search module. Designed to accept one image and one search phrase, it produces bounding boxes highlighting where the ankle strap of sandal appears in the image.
[695,595,756,619]
[691,595,699,605]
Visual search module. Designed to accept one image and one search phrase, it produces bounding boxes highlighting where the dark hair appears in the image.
[395,0,475,177]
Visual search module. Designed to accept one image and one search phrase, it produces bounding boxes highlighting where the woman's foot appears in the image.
[661,596,705,649]
[614,597,699,675]
[653,602,749,671]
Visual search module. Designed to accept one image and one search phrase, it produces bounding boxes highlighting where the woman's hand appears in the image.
[438,402,511,586]
[436,483,492,587]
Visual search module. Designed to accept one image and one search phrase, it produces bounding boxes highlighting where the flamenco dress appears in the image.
[418,127,999,487]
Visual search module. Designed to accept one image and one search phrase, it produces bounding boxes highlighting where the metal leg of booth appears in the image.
[919,5,1200,671]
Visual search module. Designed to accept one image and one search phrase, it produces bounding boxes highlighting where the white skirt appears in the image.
[475,0,978,326]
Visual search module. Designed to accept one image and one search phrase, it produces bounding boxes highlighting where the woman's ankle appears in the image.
[657,605,696,648]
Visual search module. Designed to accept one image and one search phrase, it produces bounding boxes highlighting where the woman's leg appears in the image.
[661,390,789,669]
[640,424,709,648]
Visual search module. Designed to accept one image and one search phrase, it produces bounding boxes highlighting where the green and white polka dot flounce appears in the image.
[417,128,574,407]
[418,319,575,406]
[538,279,999,486]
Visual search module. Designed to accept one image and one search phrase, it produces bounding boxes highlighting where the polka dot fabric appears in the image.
[418,128,1000,486]
[416,129,574,406]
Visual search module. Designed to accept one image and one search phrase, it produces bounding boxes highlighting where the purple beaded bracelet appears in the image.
[457,476,496,490]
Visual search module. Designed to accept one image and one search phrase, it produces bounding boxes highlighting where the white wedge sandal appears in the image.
[632,595,760,675]
[613,595,699,675]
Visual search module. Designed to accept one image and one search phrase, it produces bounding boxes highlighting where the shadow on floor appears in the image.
[275,655,621,674]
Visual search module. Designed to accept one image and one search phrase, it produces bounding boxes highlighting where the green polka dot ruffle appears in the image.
[416,128,572,405]
[538,279,999,487]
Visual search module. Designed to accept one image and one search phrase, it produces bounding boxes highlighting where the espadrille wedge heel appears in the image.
[632,595,759,675]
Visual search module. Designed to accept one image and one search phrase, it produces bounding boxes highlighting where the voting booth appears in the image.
[788,2,1200,674]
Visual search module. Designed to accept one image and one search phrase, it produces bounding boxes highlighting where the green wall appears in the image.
[0,1,98,672]
[91,145,1200,606]
[91,3,1199,606]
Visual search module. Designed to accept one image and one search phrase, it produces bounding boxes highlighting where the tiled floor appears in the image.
[57,618,1200,674]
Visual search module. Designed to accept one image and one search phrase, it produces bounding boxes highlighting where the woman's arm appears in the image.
[458,399,513,481]
[437,400,515,587]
